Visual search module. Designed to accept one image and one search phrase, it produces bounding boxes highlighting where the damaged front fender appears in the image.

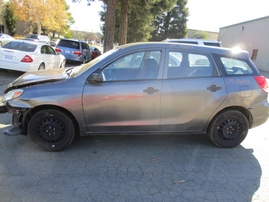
[0,104,8,114]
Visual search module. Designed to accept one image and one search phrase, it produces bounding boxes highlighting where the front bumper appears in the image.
[0,101,7,114]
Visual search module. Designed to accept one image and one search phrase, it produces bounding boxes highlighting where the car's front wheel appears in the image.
[208,110,249,148]
[28,109,75,151]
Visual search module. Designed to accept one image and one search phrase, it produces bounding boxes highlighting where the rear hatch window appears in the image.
[57,40,80,49]
[2,41,37,52]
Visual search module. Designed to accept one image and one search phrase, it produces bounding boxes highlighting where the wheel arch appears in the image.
[206,106,253,132]
[23,105,80,137]
[38,62,45,70]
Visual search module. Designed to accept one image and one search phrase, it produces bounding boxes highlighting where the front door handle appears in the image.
[143,87,159,95]
[207,85,222,92]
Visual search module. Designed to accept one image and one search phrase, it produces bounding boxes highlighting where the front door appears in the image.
[82,50,164,133]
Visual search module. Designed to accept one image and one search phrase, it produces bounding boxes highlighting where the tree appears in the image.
[0,0,4,13]
[10,0,69,35]
[118,0,128,45]
[103,0,117,52]
[100,0,177,44]
[4,2,17,35]
[50,4,75,39]
[150,0,188,41]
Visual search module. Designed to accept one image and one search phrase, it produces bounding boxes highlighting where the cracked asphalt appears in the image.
[0,69,269,202]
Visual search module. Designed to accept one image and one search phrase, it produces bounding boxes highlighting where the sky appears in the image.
[67,0,269,33]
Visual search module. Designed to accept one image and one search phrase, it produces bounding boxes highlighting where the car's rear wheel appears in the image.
[38,63,45,70]
[208,110,249,148]
[81,57,86,64]
[28,109,75,151]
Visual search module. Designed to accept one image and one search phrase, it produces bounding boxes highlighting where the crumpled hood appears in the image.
[4,68,67,93]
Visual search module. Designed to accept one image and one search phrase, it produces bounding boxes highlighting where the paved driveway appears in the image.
[0,69,269,202]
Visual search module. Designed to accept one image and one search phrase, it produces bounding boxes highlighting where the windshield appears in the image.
[73,48,119,76]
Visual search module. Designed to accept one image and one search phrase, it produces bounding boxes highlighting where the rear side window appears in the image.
[167,51,213,78]
[220,57,253,75]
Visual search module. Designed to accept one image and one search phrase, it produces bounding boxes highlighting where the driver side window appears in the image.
[101,50,161,81]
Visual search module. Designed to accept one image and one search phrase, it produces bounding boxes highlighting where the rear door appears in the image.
[40,45,53,68]
[45,45,60,68]
[160,49,227,132]
[82,49,165,132]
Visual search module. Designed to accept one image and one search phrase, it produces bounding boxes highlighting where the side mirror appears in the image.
[87,72,104,84]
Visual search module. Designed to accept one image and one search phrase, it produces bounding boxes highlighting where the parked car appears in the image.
[0,40,66,72]
[24,34,50,44]
[55,39,92,64]
[1,42,268,151]
[163,38,222,47]
[89,46,102,59]
[50,39,60,47]
[0,33,14,46]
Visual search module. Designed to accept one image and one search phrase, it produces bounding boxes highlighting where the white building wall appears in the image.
[218,16,269,71]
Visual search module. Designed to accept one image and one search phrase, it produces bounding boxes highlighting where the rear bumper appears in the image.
[249,101,269,128]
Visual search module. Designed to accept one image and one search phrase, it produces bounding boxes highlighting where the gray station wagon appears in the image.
[1,42,268,151]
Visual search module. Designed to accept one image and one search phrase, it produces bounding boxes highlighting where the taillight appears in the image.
[21,55,33,63]
[73,51,82,56]
[55,48,62,52]
[254,76,268,93]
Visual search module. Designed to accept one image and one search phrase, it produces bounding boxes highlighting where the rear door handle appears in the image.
[207,85,222,92]
[143,87,159,94]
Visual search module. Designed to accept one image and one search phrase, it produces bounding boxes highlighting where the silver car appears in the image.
[1,42,268,151]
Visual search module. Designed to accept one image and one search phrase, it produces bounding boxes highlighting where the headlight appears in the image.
[1,89,24,102]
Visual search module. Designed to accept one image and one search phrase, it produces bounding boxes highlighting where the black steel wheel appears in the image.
[28,109,75,151]
[208,110,249,148]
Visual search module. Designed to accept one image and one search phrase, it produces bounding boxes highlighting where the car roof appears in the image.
[117,42,249,59]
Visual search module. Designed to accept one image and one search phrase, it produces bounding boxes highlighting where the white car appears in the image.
[0,33,14,46]
[0,40,66,72]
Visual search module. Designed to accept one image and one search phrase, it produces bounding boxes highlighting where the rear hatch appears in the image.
[0,41,37,63]
[55,40,81,60]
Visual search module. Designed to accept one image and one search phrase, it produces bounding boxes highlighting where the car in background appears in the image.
[24,34,50,44]
[0,42,268,151]
[50,39,60,47]
[163,38,222,47]
[0,40,65,72]
[89,46,101,59]
[0,33,14,46]
[55,39,92,64]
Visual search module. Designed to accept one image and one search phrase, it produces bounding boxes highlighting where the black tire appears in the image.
[81,57,86,64]
[60,59,66,68]
[38,63,45,70]
[28,109,75,151]
[208,110,249,148]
